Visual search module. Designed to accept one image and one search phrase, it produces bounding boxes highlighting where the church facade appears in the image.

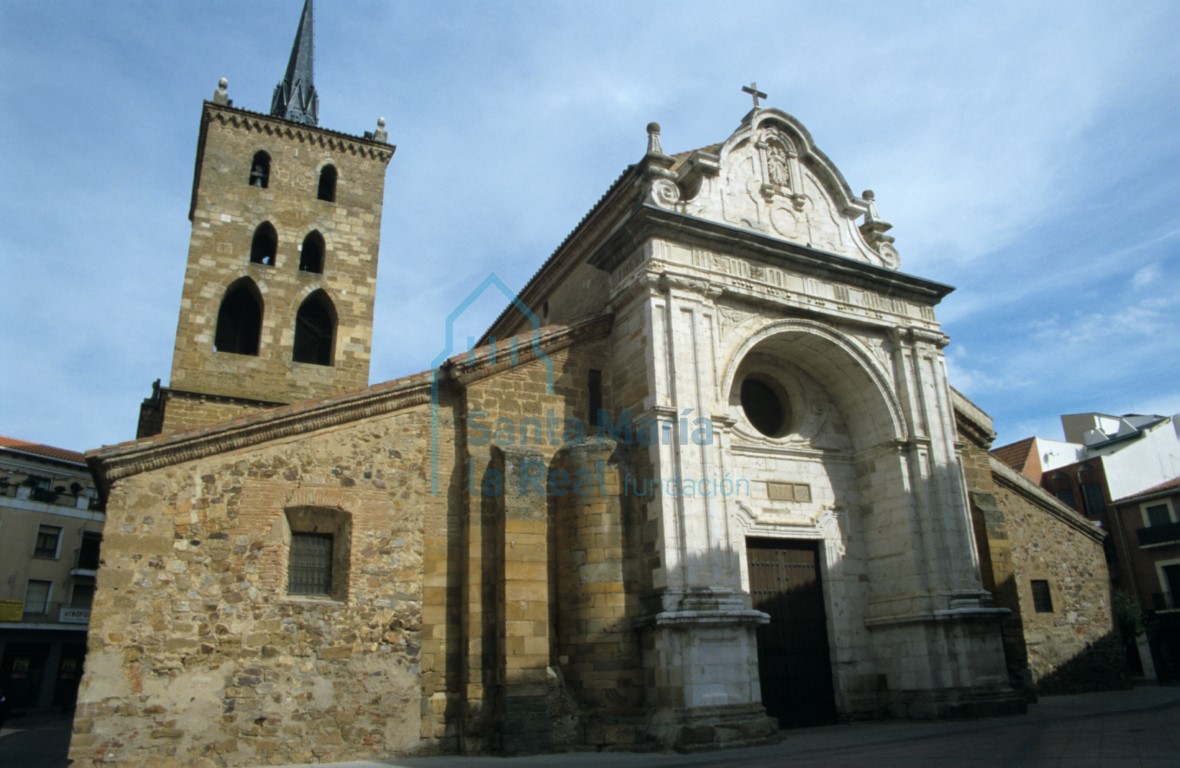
[70,5,1121,766]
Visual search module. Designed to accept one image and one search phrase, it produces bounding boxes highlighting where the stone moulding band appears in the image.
[632,609,771,629]
[863,606,1011,628]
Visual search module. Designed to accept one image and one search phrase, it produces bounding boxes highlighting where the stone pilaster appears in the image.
[554,438,647,747]
[628,270,777,749]
[491,444,552,755]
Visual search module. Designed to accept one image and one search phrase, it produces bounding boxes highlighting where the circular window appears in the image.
[740,376,790,437]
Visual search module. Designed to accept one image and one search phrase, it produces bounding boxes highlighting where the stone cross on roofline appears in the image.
[742,82,768,109]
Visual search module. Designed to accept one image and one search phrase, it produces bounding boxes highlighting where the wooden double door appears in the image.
[746,538,837,728]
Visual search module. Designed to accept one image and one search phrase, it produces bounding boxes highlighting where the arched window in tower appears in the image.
[214,278,263,356]
[293,290,336,366]
[317,164,337,202]
[250,222,278,266]
[249,151,271,189]
[299,230,325,273]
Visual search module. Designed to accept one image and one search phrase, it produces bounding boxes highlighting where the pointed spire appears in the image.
[270,0,319,126]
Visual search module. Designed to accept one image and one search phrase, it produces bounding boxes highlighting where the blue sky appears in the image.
[1,1,1178,452]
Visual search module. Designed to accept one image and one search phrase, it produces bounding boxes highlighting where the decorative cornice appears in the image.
[204,102,395,162]
[588,204,953,306]
[892,326,952,349]
[657,272,721,298]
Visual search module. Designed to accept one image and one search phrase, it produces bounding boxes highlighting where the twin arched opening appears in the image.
[300,231,325,273]
[247,152,337,204]
[213,280,337,366]
[250,223,325,273]
[250,222,278,266]
[293,290,336,366]
[214,278,263,356]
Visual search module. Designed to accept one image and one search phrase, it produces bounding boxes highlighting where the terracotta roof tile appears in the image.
[0,435,87,465]
[991,437,1035,473]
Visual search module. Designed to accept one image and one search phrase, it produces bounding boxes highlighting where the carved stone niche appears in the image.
[754,125,805,211]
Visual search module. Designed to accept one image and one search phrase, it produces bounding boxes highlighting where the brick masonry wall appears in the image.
[70,402,442,767]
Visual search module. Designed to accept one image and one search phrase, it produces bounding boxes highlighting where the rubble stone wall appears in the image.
[71,402,440,767]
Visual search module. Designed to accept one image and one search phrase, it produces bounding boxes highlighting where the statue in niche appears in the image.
[766,140,790,188]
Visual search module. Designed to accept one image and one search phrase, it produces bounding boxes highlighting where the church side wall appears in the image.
[991,469,1125,693]
[70,403,443,767]
[956,411,1123,695]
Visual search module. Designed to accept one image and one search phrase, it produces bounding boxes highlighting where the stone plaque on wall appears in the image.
[766,481,812,502]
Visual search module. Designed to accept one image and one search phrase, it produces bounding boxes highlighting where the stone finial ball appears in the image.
[862,189,875,200]
[647,122,661,135]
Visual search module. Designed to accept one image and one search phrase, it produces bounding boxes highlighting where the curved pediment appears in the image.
[650,109,899,269]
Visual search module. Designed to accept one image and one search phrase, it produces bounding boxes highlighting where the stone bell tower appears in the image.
[138,0,394,437]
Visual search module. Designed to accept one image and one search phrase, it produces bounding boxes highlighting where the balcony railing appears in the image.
[1137,521,1180,548]
[0,483,101,510]
[72,544,101,576]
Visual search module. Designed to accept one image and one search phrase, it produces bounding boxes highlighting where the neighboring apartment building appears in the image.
[1110,477,1180,680]
[993,412,1180,677]
[0,436,103,712]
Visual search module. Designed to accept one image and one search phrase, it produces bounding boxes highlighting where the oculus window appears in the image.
[740,375,791,438]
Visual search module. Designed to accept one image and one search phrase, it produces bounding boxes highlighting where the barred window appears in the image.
[284,507,350,601]
[25,579,52,614]
[1031,580,1054,613]
[288,533,333,595]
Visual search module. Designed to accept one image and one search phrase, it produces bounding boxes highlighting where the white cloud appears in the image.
[2,0,1180,452]
[1132,263,1162,289]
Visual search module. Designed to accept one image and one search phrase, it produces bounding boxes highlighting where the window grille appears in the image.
[289,533,333,595]
[25,580,52,614]
[1031,580,1054,613]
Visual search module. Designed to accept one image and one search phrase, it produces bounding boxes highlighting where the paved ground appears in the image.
[0,712,73,768]
[2,685,1177,768]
